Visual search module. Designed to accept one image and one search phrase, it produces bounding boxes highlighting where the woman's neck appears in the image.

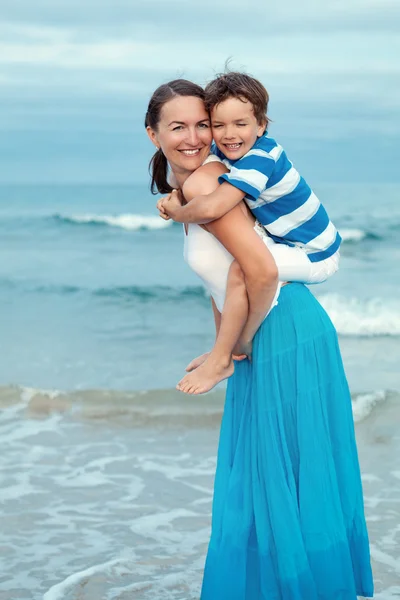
[169,166,196,192]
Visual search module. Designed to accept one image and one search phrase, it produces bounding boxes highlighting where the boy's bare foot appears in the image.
[185,352,210,372]
[177,357,234,395]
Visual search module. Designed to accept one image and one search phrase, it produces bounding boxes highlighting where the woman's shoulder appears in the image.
[202,153,223,166]
[183,157,228,198]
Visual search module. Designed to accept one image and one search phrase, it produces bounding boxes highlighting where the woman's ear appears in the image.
[146,126,160,149]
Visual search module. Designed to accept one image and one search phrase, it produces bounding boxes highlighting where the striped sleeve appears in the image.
[211,143,224,160]
[217,149,276,200]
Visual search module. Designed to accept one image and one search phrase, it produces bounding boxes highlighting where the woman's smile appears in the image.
[179,148,203,156]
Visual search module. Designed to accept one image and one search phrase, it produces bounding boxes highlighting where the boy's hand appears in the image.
[232,353,247,362]
[185,352,210,372]
[235,339,253,361]
[156,195,171,221]
[161,189,184,221]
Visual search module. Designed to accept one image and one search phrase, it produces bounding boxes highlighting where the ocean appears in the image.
[1,182,399,599]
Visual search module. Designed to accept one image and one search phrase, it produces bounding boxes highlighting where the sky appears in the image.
[0,0,398,184]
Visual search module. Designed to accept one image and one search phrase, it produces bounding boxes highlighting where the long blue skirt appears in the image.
[201,284,374,599]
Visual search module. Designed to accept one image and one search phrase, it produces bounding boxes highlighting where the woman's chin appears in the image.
[175,151,208,171]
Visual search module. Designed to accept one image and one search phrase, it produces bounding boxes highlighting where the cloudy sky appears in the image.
[0,0,398,183]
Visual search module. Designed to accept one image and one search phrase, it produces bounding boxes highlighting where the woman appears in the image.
[145,79,374,599]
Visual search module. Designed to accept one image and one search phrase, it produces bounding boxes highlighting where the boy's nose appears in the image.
[224,127,236,140]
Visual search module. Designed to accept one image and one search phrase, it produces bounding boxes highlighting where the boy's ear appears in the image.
[146,126,160,149]
[257,118,267,137]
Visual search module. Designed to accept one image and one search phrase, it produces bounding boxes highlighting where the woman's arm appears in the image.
[183,163,278,344]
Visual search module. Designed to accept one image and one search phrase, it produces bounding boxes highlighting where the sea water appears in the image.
[0,183,399,599]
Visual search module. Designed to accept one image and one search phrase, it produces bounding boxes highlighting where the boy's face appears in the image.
[211,97,265,160]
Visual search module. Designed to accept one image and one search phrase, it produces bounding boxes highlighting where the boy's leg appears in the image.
[266,242,340,284]
[255,226,340,284]
[177,260,249,395]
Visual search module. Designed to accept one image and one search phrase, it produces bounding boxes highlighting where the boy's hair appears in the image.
[205,72,270,131]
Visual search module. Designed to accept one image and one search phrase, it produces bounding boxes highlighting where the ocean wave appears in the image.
[2,277,399,336]
[43,557,134,600]
[94,284,208,302]
[340,228,380,243]
[52,218,380,240]
[351,390,387,423]
[317,293,400,336]
[0,385,225,428]
[1,385,394,427]
[53,213,173,231]
[0,279,209,303]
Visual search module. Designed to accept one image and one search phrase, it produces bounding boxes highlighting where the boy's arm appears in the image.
[161,180,245,224]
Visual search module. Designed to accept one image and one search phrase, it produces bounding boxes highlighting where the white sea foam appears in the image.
[20,385,61,403]
[43,557,132,600]
[130,508,199,543]
[352,390,387,423]
[1,381,397,600]
[60,213,173,231]
[375,588,400,600]
[369,544,400,574]
[340,228,368,242]
[0,471,39,502]
[317,293,400,336]
[1,411,64,444]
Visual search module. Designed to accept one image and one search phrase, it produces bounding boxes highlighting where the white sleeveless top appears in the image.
[184,221,234,312]
[183,154,234,312]
[182,154,281,315]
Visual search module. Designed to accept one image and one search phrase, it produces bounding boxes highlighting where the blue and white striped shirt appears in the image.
[213,134,341,263]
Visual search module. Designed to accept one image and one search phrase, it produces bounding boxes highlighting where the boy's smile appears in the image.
[211,97,266,160]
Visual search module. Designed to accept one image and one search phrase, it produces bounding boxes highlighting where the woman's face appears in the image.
[147,96,212,178]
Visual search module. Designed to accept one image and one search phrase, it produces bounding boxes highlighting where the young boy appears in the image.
[160,72,341,394]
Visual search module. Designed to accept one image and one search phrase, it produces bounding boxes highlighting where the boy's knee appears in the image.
[229,260,244,277]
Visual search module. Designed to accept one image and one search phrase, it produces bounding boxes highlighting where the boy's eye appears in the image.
[212,124,223,128]
[237,123,247,127]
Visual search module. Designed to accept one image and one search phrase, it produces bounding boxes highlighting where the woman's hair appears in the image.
[205,72,269,132]
[145,79,206,194]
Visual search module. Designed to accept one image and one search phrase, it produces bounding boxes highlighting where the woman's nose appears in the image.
[185,127,200,146]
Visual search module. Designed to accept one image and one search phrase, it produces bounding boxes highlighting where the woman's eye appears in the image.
[172,125,183,131]
[198,123,210,129]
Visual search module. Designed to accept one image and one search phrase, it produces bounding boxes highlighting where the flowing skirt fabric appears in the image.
[201,284,373,599]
